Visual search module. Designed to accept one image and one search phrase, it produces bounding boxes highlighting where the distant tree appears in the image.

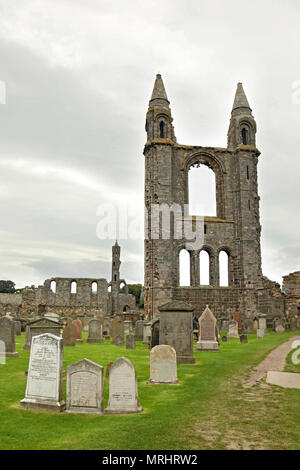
[0,280,16,293]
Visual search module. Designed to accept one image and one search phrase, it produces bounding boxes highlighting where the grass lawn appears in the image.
[0,329,300,450]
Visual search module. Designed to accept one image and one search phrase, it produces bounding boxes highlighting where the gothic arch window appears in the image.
[241,126,249,145]
[199,250,210,285]
[92,281,98,294]
[179,249,190,286]
[50,280,56,293]
[188,164,216,216]
[219,250,229,287]
[71,281,77,294]
[159,120,165,138]
[108,285,112,293]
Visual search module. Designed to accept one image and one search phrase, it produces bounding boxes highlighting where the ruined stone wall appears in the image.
[0,293,22,314]
[283,272,300,316]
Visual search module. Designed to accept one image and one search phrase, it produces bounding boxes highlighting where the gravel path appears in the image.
[244,335,300,388]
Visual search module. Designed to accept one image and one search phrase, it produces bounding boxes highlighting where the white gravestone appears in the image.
[196,306,219,351]
[149,345,178,384]
[66,358,103,414]
[257,329,265,339]
[20,333,65,412]
[227,320,239,339]
[105,357,142,414]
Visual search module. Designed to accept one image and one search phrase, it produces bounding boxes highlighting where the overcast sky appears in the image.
[0,0,299,288]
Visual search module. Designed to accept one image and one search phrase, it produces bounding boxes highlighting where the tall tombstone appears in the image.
[66,359,103,414]
[151,319,160,349]
[105,357,143,414]
[196,306,219,351]
[124,320,133,336]
[0,317,18,357]
[227,320,239,339]
[20,333,65,412]
[143,322,152,345]
[257,314,267,333]
[126,334,135,350]
[14,320,21,336]
[219,318,229,333]
[149,345,178,384]
[243,318,254,334]
[72,319,83,343]
[234,312,242,334]
[158,301,195,364]
[110,318,124,344]
[87,318,103,344]
[63,323,77,347]
[253,319,258,332]
[103,317,111,337]
[134,320,144,341]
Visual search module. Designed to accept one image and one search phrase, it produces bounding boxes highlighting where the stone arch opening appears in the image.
[71,281,77,294]
[188,164,216,216]
[92,281,98,294]
[199,250,210,285]
[219,250,229,287]
[50,280,56,293]
[179,249,190,286]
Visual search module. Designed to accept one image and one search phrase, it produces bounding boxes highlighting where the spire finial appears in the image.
[232,82,251,113]
[149,74,169,106]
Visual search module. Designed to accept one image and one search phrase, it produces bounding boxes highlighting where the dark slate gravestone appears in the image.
[115,335,124,346]
[126,334,135,350]
[0,317,19,357]
[222,336,228,342]
[240,334,248,344]
[158,301,195,364]
[134,320,144,341]
[151,319,160,349]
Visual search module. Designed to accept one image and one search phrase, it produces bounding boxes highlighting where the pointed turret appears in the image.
[145,74,176,143]
[227,82,256,150]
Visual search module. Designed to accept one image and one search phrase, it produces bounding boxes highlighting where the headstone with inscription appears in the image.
[0,317,18,357]
[20,333,65,412]
[72,319,83,343]
[134,320,144,341]
[228,320,239,339]
[158,301,195,364]
[124,321,133,336]
[63,323,77,346]
[196,306,219,351]
[126,334,135,350]
[257,314,267,333]
[111,320,124,345]
[87,318,103,344]
[66,358,103,414]
[105,357,143,414]
[149,345,178,384]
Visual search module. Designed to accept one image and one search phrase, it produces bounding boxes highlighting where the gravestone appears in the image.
[149,345,178,384]
[257,314,267,333]
[290,316,298,332]
[196,306,219,351]
[227,320,239,339]
[151,319,160,348]
[126,334,135,350]
[105,357,143,414]
[243,319,254,334]
[257,329,265,339]
[124,321,133,336]
[134,320,144,341]
[87,318,103,344]
[23,318,62,350]
[63,323,77,346]
[240,334,248,344]
[72,319,83,343]
[143,322,152,345]
[66,358,103,415]
[20,333,65,412]
[253,319,258,332]
[103,317,111,337]
[222,336,228,342]
[111,319,124,345]
[44,313,60,323]
[275,325,285,334]
[234,312,242,334]
[219,318,229,333]
[0,317,18,357]
[14,320,21,336]
[158,301,195,364]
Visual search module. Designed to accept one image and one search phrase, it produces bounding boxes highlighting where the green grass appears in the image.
[1,330,300,450]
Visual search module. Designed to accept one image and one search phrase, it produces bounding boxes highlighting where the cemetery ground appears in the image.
[1,331,300,450]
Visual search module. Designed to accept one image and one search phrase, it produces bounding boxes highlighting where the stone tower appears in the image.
[143,75,276,321]
[111,241,121,315]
